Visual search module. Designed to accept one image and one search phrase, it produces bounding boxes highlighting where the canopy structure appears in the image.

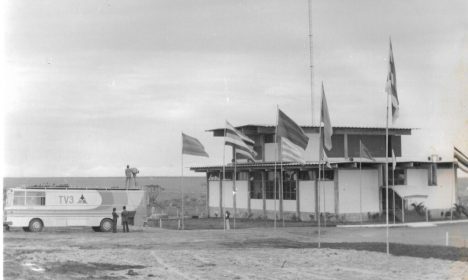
[455,147,468,173]
[390,185,428,200]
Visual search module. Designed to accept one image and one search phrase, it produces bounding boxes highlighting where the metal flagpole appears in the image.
[274,106,279,229]
[180,134,185,230]
[233,149,237,230]
[317,92,324,248]
[281,158,285,227]
[392,167,395,224]
[322,165,326,228]
[385,90,390,255]
[359,141,363,224]
[223,123,227,230]
[307,0,315,125]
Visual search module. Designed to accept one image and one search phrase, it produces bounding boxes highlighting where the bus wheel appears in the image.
[22,227,30,232]
[100,218,113,232]
[92,226,101,232]
[29,219,43,232]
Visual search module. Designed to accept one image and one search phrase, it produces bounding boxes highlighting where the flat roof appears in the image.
[208,124,412,136]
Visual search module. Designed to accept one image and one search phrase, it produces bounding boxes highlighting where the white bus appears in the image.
[4,187,145,232]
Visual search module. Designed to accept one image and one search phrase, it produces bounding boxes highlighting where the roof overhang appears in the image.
[208,124,412,137]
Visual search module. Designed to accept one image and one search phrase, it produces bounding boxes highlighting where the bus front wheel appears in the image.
[100,218,113,232]
[29,219,43,232]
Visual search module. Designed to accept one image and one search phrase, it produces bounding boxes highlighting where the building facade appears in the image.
[191,125,466,222]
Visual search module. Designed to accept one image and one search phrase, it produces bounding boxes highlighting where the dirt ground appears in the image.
[3,222,468,280]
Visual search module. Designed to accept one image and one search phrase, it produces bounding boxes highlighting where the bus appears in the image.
[4,187,145,232]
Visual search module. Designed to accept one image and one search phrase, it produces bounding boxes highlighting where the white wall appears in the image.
[319,181,335,213]
[338,169,379,213]
[222,180,233,208]
[406,168,455,209]
[406,169,427,187]
[265,200,279,212]
[283,200,296,212]
[235,181,249,209]
[208,181,220,208]
[251,199,263,210]
[299,181,315,213]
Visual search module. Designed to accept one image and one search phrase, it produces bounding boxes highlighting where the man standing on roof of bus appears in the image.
[121,206,129,232]
[112,208,119,233]
[125,165,132,188]
[131,167,139,187]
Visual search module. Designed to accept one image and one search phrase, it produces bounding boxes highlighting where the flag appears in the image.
[386,39,399,123]
[182,133,209,157]
[392,149,396,170]
[225,121,257,161]
[321,83,333,151]
[277,109,309,150]
[360,140,375,161]
[322,149,331,168]
[281,137,306,164]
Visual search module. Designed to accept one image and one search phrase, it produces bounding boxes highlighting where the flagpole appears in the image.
[233,149,237,230]
[359,141,363,225]
[180,134,185,230]
[385,88,390,255]
[322,165,326,228]
[392,167,395,224]
[317,93,323,249]
[223,123,227,230]
[274,106,279,230]
[307,0,315,125]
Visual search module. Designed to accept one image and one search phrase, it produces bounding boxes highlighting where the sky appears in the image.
[1,0,467,177]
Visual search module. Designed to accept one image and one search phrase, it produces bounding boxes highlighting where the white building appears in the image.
[191,125,468,222]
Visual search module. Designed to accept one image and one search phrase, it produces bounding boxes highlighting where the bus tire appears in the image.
[100,218,113,232]
[29,219,43,232]
[92,226,101,232]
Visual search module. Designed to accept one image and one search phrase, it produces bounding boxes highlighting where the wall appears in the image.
[208,181,219,208]
[319,181,335,213]
[338,169,379,214]
[250,199,263,210]
[299,181,315,213]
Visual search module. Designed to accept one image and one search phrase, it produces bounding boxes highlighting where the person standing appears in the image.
[131,167,139,187]
[225,210,231,230]
[125,165,132,188]
[112,208,119,233]
[121,206,129,232]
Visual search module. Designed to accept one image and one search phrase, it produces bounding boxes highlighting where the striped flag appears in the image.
[392,149,397,170]
[360,140,375,161]
[386,39,399,123]
[182,133,209,157]
[225,121,257,161]
[321,83,333,151]
[277,109,309,150]
[281,137,306,164]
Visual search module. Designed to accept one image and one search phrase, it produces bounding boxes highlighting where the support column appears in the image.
[262,170,266,218]
[219,172,223,217]
[296,170,301,221]
[334,169,339,216]
[313,169,319,222]
[247,171,251,216]
[206,173,210,217]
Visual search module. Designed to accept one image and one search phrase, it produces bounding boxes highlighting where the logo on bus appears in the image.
[78,194,87,204]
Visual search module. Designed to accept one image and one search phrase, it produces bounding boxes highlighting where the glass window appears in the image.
[237,172,249,181]
[283,171,297,200]
[320,170,334,181]
[389,169,406,185]
[265,181,279,199]
[428,164,437,186]
[298,171,314,181]
[13,191,26,206]
[26,191,46,206]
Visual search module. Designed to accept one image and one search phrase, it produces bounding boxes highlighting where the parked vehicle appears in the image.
[4,187,144,232]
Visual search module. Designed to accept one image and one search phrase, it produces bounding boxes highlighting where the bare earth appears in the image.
[4,223,468,280]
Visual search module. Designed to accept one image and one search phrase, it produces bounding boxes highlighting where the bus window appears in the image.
[13,191,26,206]
[26,191,46,206]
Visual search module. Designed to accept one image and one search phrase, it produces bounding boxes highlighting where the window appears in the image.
[26,191,46,206]
[283,171,297,200]
[428,164,437,186]
[264,134,274,143]
[389,169,406,185]
[265,180,279,199]
[13,191,26,206]
[319,170,334,181]
[221,171,233,180]
[237,172,249,181]
[208,171,220,181]
[249,172,263,199]
[299,170,314,181]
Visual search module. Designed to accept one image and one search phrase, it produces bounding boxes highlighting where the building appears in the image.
[191,125,468,222]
